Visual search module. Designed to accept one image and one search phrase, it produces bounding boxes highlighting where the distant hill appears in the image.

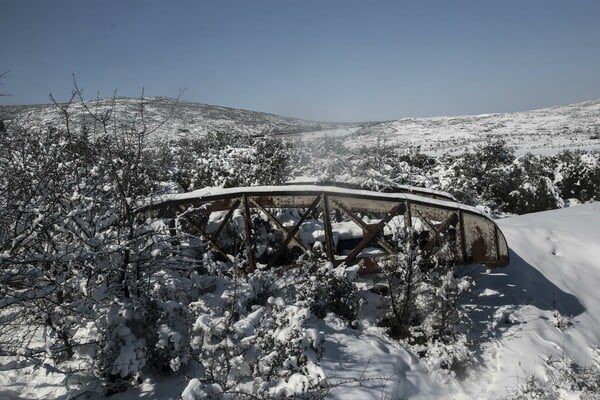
[2,97,600,154]
[350,100,600,155]
[0,96,350,141]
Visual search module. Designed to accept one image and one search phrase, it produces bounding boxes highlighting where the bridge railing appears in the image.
[137,185,509,272]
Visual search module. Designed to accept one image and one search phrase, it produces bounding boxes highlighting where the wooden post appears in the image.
[404,200,413,251]
[242,194,255,273]
[321,193,336,265]
[458,209,468,263]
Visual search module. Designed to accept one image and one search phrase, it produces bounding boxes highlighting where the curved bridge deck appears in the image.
[137,185,509,272]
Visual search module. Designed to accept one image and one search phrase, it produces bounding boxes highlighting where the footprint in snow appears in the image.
[368,338,390,354]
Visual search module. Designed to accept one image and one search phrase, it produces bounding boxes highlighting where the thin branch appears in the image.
[0,70,10,96]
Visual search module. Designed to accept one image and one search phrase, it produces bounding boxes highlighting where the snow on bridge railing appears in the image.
[284,177,458,202]
[136,184,509,272]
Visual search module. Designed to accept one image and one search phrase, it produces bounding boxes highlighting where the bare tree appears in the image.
[0,70,9,97]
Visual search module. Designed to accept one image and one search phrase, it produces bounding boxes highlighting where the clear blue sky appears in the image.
[1,0,599,121]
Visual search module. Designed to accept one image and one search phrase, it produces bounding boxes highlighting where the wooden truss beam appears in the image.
[242,194,255,273]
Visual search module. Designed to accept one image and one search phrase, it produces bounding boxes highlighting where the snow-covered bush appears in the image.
[303,264,360,322]
[185,269,327,399]
[444,141,565,214]
[555,150,600,203]
[379,240,473,374]
[380,249,427,339]
[94,300,149,394]
[507,354,600,400]
[496,153,561,214]
[253,137,293,185]
[296,136,600,216]
[0,94,216,395]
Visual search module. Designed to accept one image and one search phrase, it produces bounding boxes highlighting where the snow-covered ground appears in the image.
[2,203,599,399]
[0,97,347,142]
[300,127,361,140]
[457,203,600,398]
[311,202,600,399]
[3,97,600,156]
[346,100,600,156]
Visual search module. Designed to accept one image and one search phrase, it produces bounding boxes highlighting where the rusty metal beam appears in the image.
[242,194,255,273]
[136,185,509,269]
[138,185,464,216]
[404,200,414,252]
[180,214,230,260]
[414,208,439,238]
[494,225,501,262]
[458,210,467,262]
[321,193,336,265]
[211,198,241,242]
[249,198,308,252]
[330,198,396,255]
[422,212,458,253]
[168,218,177,236]
[266,195,321,268]
[341,203,405,267]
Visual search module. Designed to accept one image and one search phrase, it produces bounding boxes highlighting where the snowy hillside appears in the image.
[2,200,599,399]
[3,97,600,155]
[349,100,600,156]
[1,97,600,399]
[0,97,348,141]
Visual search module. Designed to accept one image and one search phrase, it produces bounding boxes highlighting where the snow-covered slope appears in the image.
[0,97,347,140]
[309,203,600,399]
[459,202,600,398]
[349,100,600,155]
[3,97,600,155]
[3,203,597,399]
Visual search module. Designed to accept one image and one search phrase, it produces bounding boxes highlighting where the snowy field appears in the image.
[2,203,599,399]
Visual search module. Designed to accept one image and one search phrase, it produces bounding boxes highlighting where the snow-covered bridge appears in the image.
[137,184,509,272]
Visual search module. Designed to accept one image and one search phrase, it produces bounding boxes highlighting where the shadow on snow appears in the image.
[461,248,585,360]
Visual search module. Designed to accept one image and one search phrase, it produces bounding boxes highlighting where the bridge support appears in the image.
[137,185,509,270]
